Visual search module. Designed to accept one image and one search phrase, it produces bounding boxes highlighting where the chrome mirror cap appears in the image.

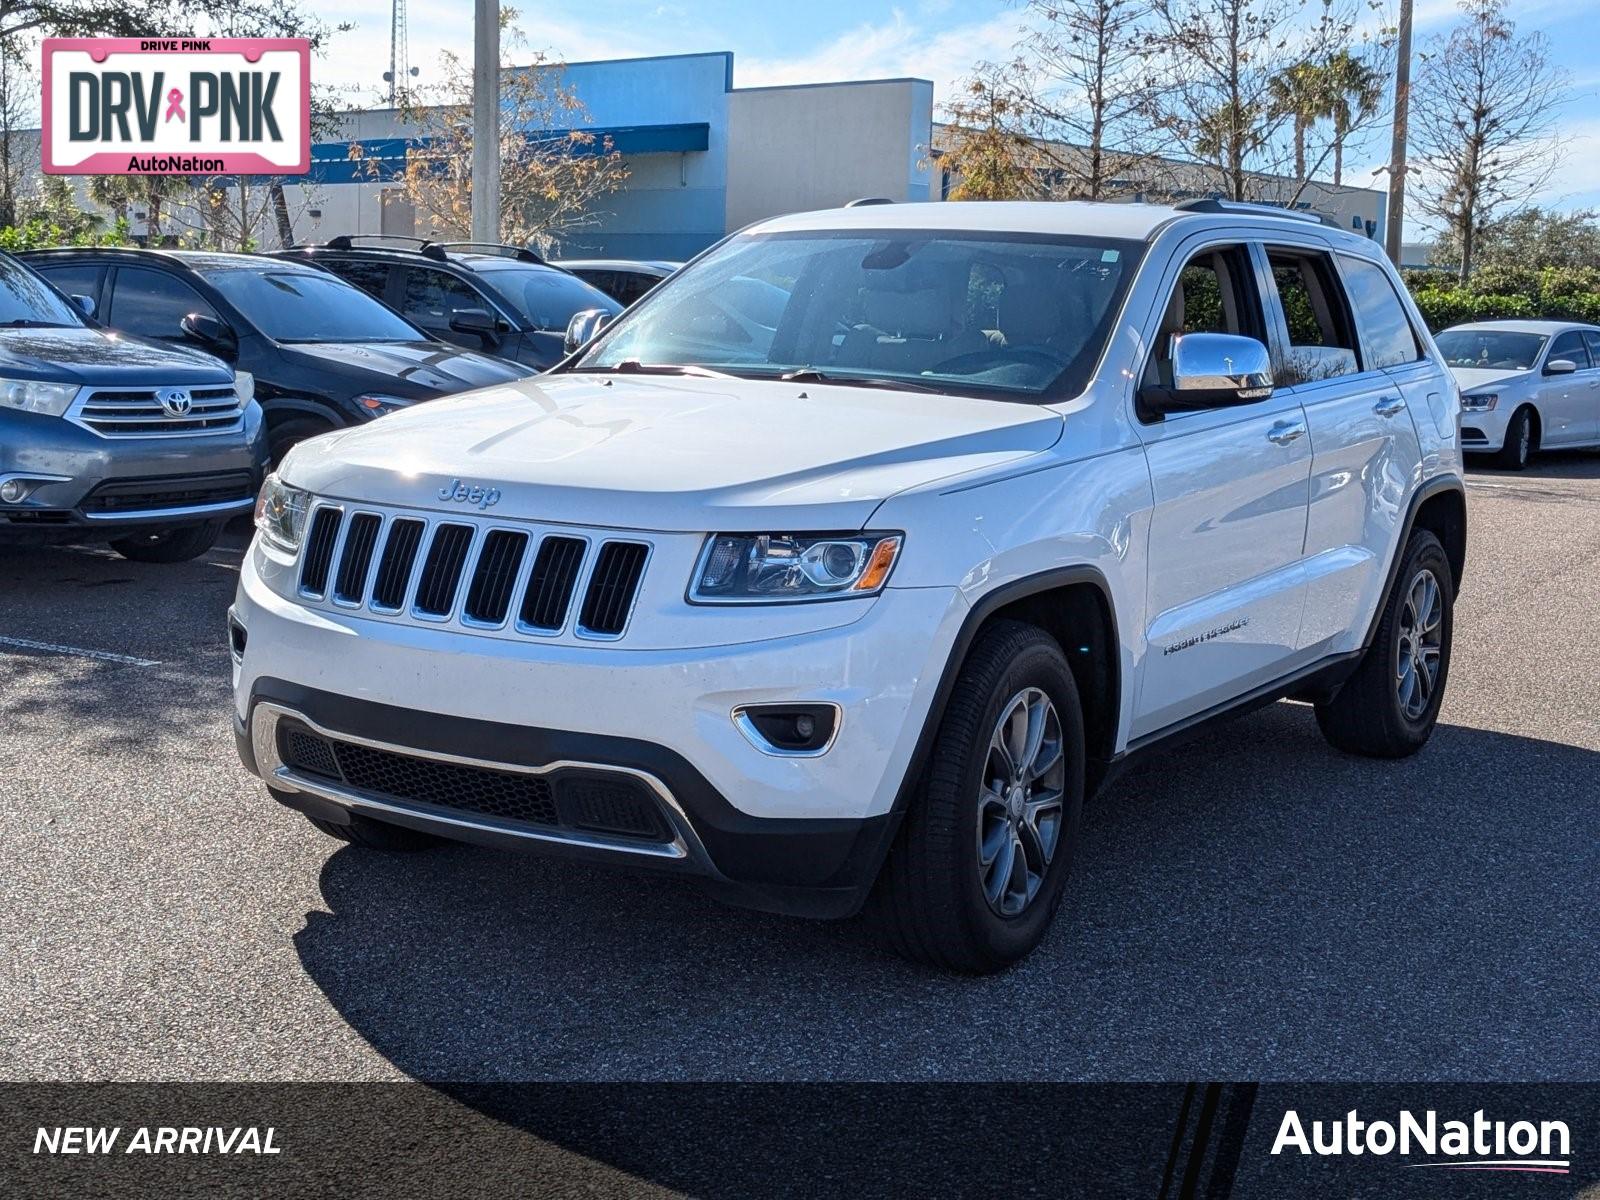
[563,308,612,357]
[1171,332,1274,398]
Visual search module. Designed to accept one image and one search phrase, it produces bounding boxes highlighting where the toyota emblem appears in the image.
[159,388,193,418]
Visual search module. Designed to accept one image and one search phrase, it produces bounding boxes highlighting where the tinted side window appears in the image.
[1547,331,1590,369]
[398,267,484,337]
[614,271,660,306]
[36,262,103,307]
[1584,331,1600,367]
[1265,248,1358,383]
[1339,255,1421,369]
[109,267,220,341]
[321,258,392,302]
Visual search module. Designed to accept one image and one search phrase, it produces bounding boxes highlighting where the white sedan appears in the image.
[1437,320,1600,469]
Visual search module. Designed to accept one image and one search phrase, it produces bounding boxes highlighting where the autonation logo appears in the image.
[1272,1109,1572,1175]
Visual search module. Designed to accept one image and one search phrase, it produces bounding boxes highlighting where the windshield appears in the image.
[0,254,84,328]
[573,230,1144,401]
[1435,329,1547,371]
[476,264,620,332]
[203,268,422,343]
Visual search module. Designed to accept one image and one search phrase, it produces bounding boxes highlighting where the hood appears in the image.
[282,374,1064,531]
[283,340,532,396]
[1449,366,1528,393]
[0,325,233,385]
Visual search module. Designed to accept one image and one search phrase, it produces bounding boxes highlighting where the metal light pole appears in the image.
[470,0,500,243]
[1384,0,1414,264]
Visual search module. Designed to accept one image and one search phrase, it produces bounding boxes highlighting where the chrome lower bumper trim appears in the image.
[250,701,718,871]
[81,496,255,522]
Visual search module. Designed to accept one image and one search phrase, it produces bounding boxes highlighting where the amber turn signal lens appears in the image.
[853,536,902,591]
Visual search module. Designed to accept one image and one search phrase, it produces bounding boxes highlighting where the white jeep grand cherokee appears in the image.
[232,200,1466,972]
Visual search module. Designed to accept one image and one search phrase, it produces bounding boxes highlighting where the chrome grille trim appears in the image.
[291,501,652,642]
[68,385,244,439]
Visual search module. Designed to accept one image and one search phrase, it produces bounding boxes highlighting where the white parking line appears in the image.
[0,635,160,668]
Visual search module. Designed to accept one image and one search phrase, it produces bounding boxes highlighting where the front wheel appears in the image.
[1493,406,1534,470]
[110,520,223,564]
[867,619,1086,973]
[1316,529,1454,758]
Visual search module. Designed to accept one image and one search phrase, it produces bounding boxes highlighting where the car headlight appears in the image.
[1460,392,1498,411]
[0,377,79,417]
[233,370,255,404]
[254,472,312,553]
[355,394,415,416]
[691,532,903,603]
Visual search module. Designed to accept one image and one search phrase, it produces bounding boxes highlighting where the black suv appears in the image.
[22,248,533,464]
[276,238,621,370]
[0,250,265,562]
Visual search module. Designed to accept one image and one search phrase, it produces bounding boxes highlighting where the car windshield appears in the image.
[0,254,83,328]
[573,230,1144,401]
[202,268,422,343]
[475,263,621,332]
[1435,329,1547,371]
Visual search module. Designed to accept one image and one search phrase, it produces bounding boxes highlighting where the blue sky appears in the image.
[316,0,1600,232]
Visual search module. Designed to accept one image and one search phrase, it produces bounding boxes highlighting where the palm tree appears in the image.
[87,176,134,225]
[1269,62,1333,183]
[1322,51,1386,186]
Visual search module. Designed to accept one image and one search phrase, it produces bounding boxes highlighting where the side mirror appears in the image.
[1140,332,1274,417]
[449,306,497,335]
[180,312,238,358]
[1543,357,1577,376]
[71,294,96,319]
[563,308,612,356]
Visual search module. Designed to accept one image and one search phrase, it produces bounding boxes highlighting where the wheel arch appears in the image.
[893,565,1123,817]
[1363,474,1467,652]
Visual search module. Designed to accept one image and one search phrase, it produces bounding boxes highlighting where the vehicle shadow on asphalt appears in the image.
[1466,448,1600,480]
[292,702,1599,1084]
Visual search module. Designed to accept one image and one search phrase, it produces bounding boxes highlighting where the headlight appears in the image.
[355,394,414,416]
[691,532,903,603]
[1460,392,1498,411]
[0,377,79,417]
[254,472,312,553]
[233,370,255,404]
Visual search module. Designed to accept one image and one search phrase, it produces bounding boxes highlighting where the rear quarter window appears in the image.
[1338,254,1422,369]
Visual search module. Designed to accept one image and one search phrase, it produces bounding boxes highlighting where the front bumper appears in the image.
[1457,402,1512,451]
[0,405,267,542]
[231,552,966,916]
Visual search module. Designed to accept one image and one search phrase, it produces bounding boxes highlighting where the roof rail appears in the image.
[845,197,895,207]
[1172,197,1342,230]
[429,241,544,263]
[322,234,433,251]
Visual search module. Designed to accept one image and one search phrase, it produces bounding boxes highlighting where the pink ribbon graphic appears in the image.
[164,88,185,123]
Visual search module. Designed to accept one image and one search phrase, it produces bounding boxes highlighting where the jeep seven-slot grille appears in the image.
[296,506,649,638]
[277,721,671,842]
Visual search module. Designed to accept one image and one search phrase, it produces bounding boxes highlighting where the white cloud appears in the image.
[737,8,1022,100]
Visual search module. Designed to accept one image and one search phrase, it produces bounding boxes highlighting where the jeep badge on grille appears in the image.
[437,478,501,511]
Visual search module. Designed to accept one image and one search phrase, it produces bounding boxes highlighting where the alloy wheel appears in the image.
[1394,568,1444,721]
[976,687,1067,917]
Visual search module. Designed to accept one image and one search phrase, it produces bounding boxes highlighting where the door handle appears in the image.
[1373,395,1407,417]
[1266,420,1306,445]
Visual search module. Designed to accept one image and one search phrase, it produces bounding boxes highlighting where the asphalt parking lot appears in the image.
[2,455,1597,1084]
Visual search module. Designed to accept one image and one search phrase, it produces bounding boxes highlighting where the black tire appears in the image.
[866,619,1086,973]
[304,811,441,851]
[1316,529,1454,758]
[1493,406,1535,470]
[109,520,223,564]
[268,417,336,467]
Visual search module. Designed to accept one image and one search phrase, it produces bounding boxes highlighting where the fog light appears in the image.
[733,703,840,756]
[0,479,31,503]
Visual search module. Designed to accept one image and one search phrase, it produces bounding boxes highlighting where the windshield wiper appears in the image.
[777,367,944,394]
[0,319,72,329]
[586,360,734,379]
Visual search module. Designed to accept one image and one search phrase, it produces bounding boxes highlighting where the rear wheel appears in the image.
[1493,406,1534,470]
[1315,529,1454,758]
[305,811,441,851]
[109,520,222,563]
[867,619,1086,973]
